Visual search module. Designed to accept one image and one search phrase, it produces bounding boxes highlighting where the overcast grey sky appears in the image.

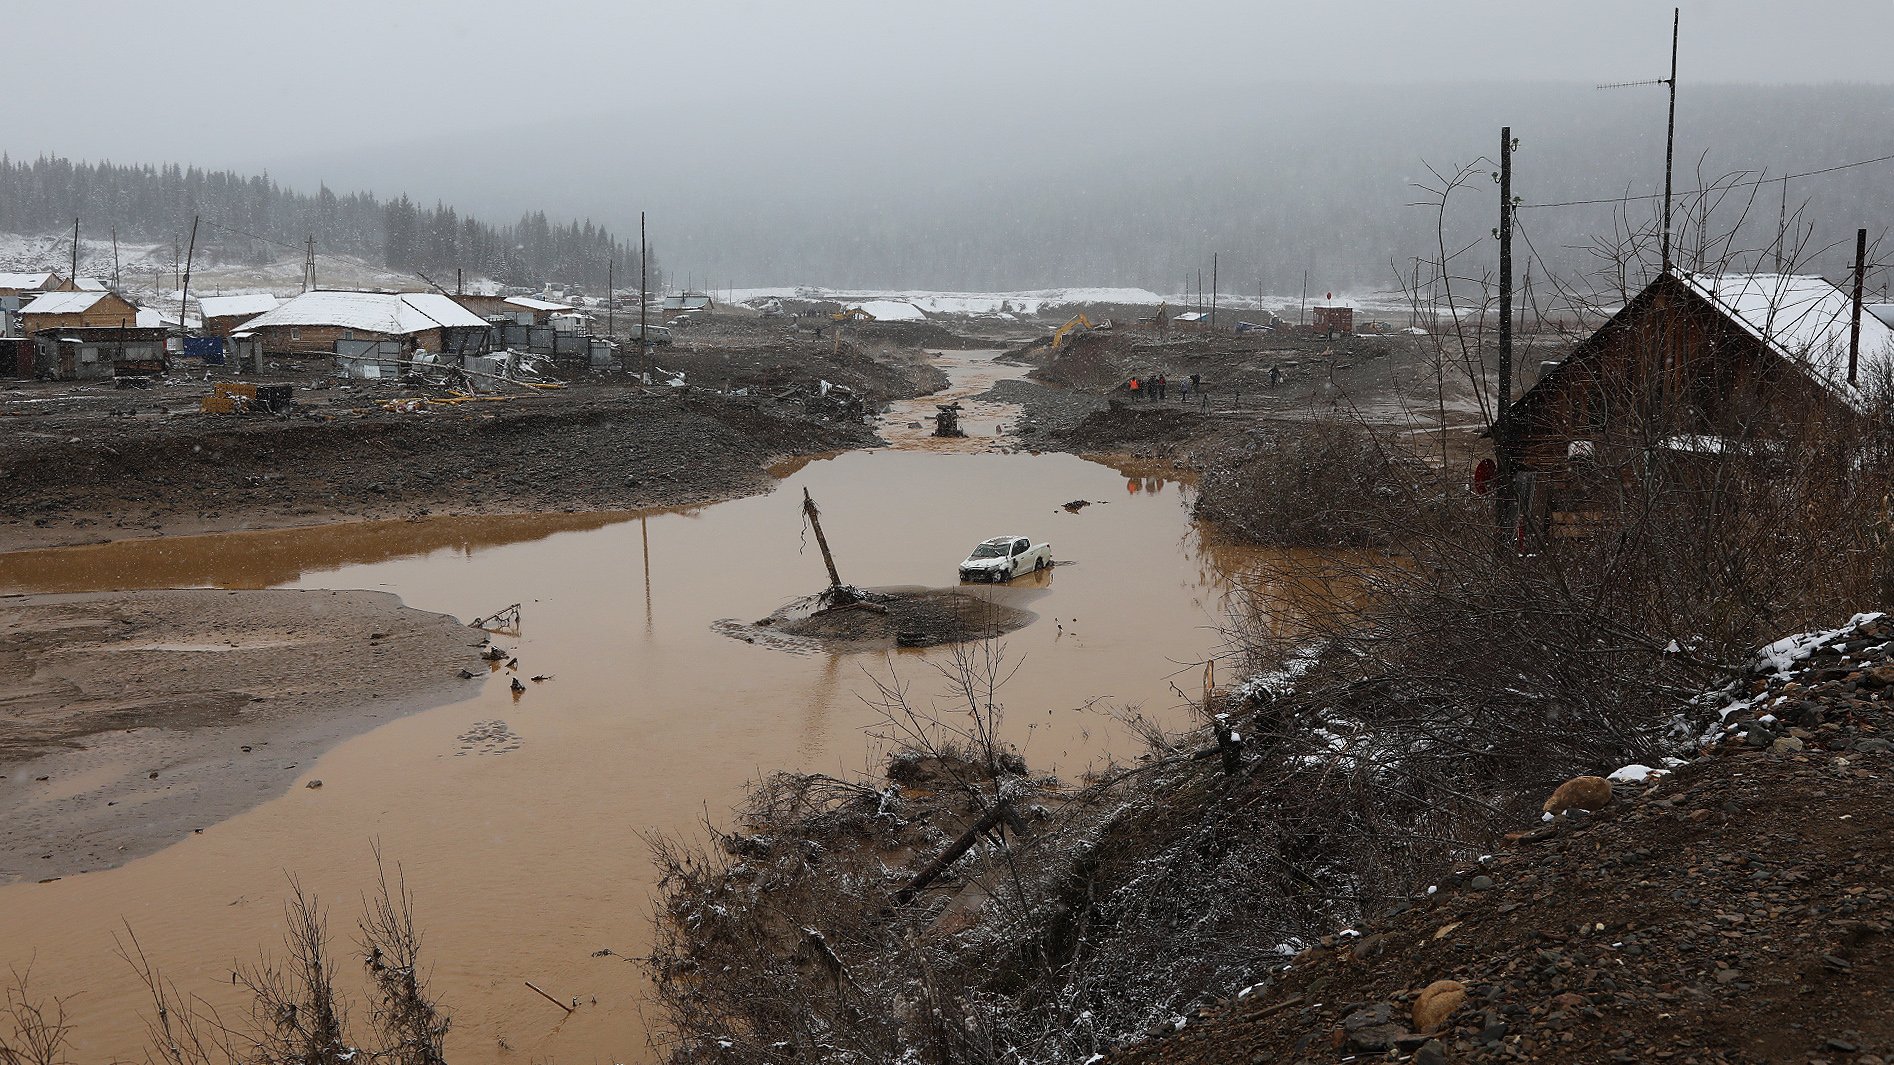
[7,0,1890,290]
[8,0,1890,169]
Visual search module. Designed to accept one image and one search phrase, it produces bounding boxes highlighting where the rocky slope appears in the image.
[1114,614,1894,1065]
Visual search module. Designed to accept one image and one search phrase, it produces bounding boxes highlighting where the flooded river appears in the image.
[0,351,1294,1063]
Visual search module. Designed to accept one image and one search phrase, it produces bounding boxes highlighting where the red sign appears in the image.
[1472,457,1497,496]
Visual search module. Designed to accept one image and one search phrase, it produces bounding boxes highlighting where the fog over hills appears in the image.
[5,1,1891,296]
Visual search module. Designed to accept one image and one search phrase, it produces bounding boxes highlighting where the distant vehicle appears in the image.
[627,322,673,345]
[959,535,1052,583]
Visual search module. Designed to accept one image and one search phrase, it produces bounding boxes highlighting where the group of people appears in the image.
[1126,372,1202,402]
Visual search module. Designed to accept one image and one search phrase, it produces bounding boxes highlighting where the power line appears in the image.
[1518,151,1894,210]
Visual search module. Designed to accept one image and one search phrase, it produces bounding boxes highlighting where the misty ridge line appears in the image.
[0,156,649,293]
[2,82,1890,295]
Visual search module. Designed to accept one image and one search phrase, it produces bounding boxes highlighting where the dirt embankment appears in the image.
[989,327,1530,464]
[0,588,480,883]
[0,388,871,552]
[1115,615,1894,1065]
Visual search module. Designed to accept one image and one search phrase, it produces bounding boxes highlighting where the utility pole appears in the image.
[1300,269,1308,326]
[1663,7,1678,272]
[179,215,199,349]
[607,257,615,337]
[1595,8,1678,273]
[1497,128,1516,525]
[1211,252,1218,332]
[1774,178,1789,273]
[1850,228,1867,387]
[639,211,649,382]
[111,227,120,288]
[70,217,79,283]
[303,235,317,293]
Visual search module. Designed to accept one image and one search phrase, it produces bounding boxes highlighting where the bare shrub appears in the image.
[1193,421,1424,547]
[0,968,74,1065]
[117,850,447,1065]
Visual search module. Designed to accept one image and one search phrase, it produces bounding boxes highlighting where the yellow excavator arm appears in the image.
[831,307,875,322]
[1050,312,1095,350]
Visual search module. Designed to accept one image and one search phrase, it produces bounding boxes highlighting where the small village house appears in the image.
[662,291,714,320]
[0,271,71,318]
[1501,269,1894,532]
[237,290,492,358]
[18,289,142,333]
[32,327,169,380]
[197,294,279,338]
[451,293,575,326]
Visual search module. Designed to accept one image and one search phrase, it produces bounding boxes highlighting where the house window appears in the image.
[289,327,300,340]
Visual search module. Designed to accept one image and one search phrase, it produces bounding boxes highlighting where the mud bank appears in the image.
[718,584,1040,652]
[0,387,877,553]
[0,588,479,882]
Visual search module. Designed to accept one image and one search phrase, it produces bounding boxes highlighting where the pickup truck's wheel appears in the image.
[1035,557,1045,572]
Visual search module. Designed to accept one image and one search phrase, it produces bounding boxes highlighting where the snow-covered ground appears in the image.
[730,286,1171,318]
[0,232,480,315]
[730,283,1424,320]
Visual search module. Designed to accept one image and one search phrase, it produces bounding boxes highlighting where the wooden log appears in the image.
[524,979,574,1014]
[896,800,1012,904]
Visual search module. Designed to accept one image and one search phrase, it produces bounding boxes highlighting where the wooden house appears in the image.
[1501,269,1894,528]
[31,326,169,381]
[237,290,492,358]
[197,293,279,338]
[0,271,71,318]
[19,290,141,334]
[1312,305,1354,339]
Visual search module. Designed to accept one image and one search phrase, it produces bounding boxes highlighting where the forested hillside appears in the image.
[0,156,636,290]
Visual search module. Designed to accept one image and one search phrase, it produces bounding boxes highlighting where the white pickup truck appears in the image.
[958,535,1053,583]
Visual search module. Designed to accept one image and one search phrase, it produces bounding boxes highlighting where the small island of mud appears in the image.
[716,585,1038,652]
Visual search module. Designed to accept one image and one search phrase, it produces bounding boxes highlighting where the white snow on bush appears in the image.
[1608,763,1665,783]
[1752,611,1883,674]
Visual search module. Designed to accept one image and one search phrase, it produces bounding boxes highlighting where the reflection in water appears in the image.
[0,355,1349,1065]
[0,511,649,594]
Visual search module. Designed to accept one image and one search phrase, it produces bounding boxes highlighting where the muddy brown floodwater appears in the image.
[0,351,1329,1064]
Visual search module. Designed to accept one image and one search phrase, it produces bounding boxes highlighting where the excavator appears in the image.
[1050,312,1097,351]
[831,306,875,322]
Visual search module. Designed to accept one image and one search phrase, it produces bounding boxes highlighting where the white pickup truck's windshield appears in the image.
[970,543,1008,559]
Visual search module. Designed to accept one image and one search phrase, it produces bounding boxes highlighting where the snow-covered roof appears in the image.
[504,295,573,312]
[20,291,115,315]
[851,300,925,321]
[1869,304,1894,330]
[72,277,106,291]
[241,290,488,335]
[1172,311,1207,322]
[198,293,280,319]
[0,272,59,290]
[1676,271,1894,402]
[134,306,199,329]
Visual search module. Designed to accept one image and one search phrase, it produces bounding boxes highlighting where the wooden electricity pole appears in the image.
[1211,252,1218,332]
[639,211,648,382]
[111,226,120,288]
[802,487,845,591]
[1850,228,1867,387]
[1497,128,1516,528]
[1662,7,1678,272]
[178,216,199,346]
[69,217,79,282]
